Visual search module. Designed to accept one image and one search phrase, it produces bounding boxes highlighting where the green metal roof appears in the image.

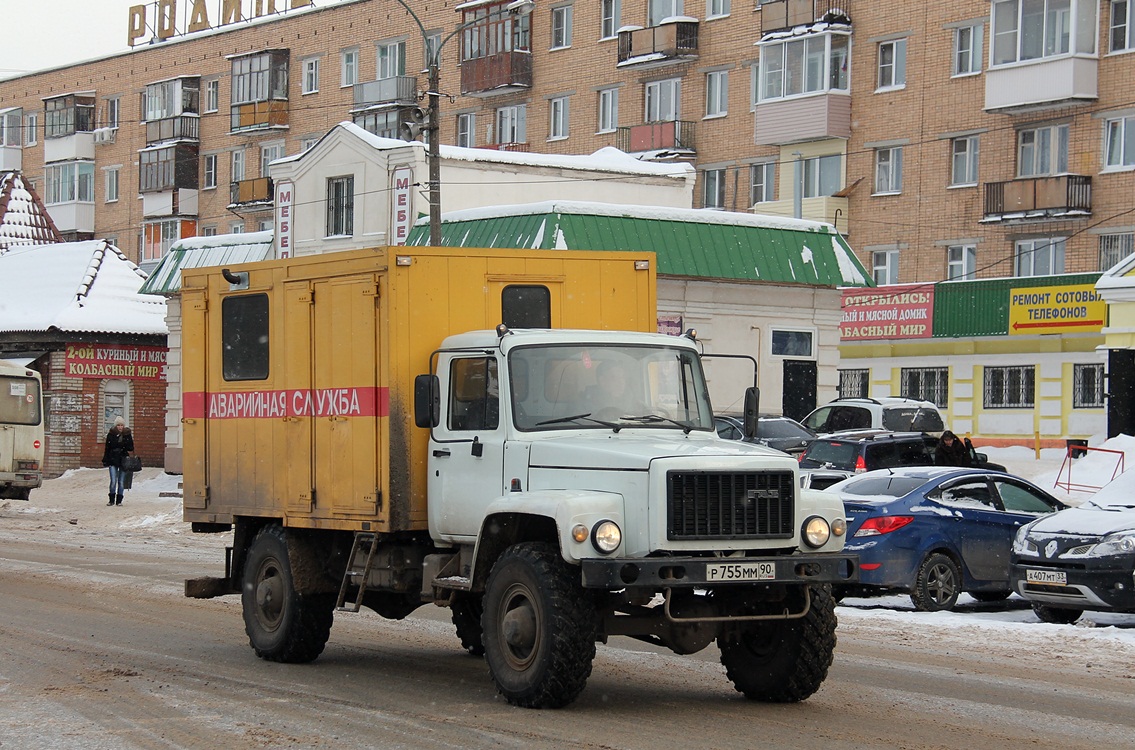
[138,231,274,295]
[934,272,1101,337]
[406,203,872,288]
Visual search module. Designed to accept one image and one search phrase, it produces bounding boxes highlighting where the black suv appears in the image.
[798,430,1005,490]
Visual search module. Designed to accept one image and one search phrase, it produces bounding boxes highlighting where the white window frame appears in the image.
[549,96,569,140]
[201,225,218,237]
[645,78,681,122]
[143,218,180,262]
[992,0,1097,65]
[757,32,850,102]
[705,70,728,118]
[1017,123,1069,177]
[873,248,900,285]
[204,80,219,113]
[551,5,573,49]
[203,153,217,189]
[648,0,683,27]
[231,222,245,234]
[598,87,619,133]
[378,40,407,79]
[874,146,903,194]
[0,109,21,147]
[341,48,359,87]
[231,149,245,183]
[1100,232,1134,269]
[104,166,120,203]
[954,24,984,75]
[497,104,527,144]
[457,113,476,147]
[45,161,95,205]
[1104,114,1135,170]
[877,38,907,91]
[106,97,120,129]
[702,168,725,209]
[260,142,285,177]
[1015,237,1066,276]
[951,135,980,186]
[707,0,730,19]
[1112,0,1134,52]
[750,162,775,204]
[947,244,976,280]
[301,137,319,152]
[600,0,621,39]
[803,154,842,198]
[302,57,320,94]
[24,112,38,146]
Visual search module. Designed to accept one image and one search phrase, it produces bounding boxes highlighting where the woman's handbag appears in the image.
[121,455,142,472]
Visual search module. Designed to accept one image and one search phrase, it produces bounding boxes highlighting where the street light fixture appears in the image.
[392,0,536,247]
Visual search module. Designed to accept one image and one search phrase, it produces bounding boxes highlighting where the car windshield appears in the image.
[882,407,944,432]
[836,475,926,497]
[799,440,859,469]
[509,343,715,432]
[759,418,814,439]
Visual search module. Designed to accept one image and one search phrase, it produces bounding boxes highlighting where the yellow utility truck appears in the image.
[182,246,856,708]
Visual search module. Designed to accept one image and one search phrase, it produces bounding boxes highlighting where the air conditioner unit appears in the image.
[93,128,116,145]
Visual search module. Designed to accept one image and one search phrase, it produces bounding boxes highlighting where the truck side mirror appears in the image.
[742,387,760,439]
[414,374,440,428]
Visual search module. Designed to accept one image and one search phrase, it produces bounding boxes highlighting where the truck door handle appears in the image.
[433,449,451,457]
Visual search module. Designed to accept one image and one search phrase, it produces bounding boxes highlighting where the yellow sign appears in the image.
[1008,284,1105,335]
[127,0,312,47]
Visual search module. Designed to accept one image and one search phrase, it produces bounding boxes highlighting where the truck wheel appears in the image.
[451,594,485,656]
[481,542,596,708]
[718,584,837,703]
[242,524,334,663]
[1032,603,1083,624]
[910,553,961,612]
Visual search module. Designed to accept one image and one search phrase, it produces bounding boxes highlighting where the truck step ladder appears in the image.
[336,532,379,613]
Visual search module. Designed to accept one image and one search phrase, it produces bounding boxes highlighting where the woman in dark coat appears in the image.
[101,416,135,506]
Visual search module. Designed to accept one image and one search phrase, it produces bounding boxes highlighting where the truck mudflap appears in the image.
[580,553,858,590]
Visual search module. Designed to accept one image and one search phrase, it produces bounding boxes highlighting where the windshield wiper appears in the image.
[622,414,696,433]
[535,413,623,431]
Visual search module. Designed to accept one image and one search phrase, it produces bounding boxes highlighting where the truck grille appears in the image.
[667,471,795,541]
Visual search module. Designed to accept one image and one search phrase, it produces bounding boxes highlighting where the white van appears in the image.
[0,359,45,501]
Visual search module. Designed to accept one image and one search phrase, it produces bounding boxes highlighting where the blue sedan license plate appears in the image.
[706,561,776,582]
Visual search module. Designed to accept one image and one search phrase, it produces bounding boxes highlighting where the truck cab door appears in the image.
[428,355,506,541]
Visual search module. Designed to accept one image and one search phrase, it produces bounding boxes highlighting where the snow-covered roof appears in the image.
[0,172,62,253]
[0,241,167,335]
[139,230,274,295]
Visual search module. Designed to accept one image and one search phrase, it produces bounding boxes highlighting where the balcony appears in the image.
[230,177,274,209]
[44,131,94,163]
[0,145,21,172]
[758,0,851,35]
[982,175,1091,222]
[45,201,95,235]
[460,51,532,96]
[617,20,699,67]
[230,100,289,132]
[145,114,200,144]
[476,142,531,152]
[753,196,849,234]
[352,76,418,111]
[754,94,850,145]
[984,57,1098,113]
[616,121,696,154]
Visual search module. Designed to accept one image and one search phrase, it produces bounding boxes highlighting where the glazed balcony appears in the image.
[230,100,289,132]
[984,57,1098,113]
[230,177,274,208]
[982,175,1092,222]
[615,120,696,154]
[758,0,851,34]
[617,20,699,67]
[145,114,200,144]
[754,94,850,145]
[352,76,418,110]
[460,51,532,96]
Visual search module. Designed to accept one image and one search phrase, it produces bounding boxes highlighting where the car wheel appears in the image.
[970,590,1012,603]
[910,553,962,612]
[1032,603,1083,625]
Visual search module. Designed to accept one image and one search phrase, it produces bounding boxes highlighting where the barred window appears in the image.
[1099,233,1134,271]
[901,367,949,407]
[1073,363,1105,408]
[984,365,1035,408]
[839,369,869,399]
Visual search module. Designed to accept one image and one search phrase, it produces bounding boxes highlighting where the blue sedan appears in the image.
[827,467,1067,611]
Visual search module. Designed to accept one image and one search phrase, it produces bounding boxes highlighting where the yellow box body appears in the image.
[180,246,656,533]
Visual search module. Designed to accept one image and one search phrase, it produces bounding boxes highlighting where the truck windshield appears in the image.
[508,344,714,432]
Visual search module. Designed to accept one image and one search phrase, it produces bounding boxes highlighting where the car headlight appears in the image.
[591,520,621,554]
[1087,532,1135,557]
[1012,525,1035,554]
[802,516,831,548]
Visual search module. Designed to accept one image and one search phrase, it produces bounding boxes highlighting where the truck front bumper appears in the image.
[581,553,858,590]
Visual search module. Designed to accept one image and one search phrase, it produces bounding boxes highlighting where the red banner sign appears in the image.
[840,287,935,341]
[64,343,168,381]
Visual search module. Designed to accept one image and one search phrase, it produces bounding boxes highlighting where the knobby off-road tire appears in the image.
[910,552,962,612]
[481,542,596,708]
[1032,602,1083,624]
[451,593,485,656]
[718,584,837,703]
[242,524,335,663]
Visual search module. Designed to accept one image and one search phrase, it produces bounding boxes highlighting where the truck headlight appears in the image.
[591,520,621,554]
[802,516,831,548]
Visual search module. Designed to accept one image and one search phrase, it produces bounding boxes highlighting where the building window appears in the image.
[1100,232,1134,269]
[142,218,183,262]
[707,0,730,18]
[341,48,359,87]
[425,32,442,67]
[1015,237,1066,276]
[873,249,899,285]
[0,109,21,147]
[601,0,621,38]
[1105,114,1135,169]
[461,4,531,61]
[758,32,850,101]
[874,147,903,194]
[705,70,728,117]
[839,369,869,399]
[302,58,320,94]
[1112,0,1134,51]
[326,175,354,237]
[598,87,618,133]
[992,0,1097,65]
[205,80,219,113]
[230,50,289,131]
[203,154,217,189]
[947,244,976,280]
[1018,124,1069,177]
[1073,363,1105,408]
[105,97,120,129]
[551,5,573,49]
[378,40,406,78]
[457,113,476,147]
[201,225,218,237]
[648,0,683,27]
[497,104,527,144]
[105,167,119,203]
[144,77,199,122]
[232,149,245,182]
[231,222,245,234]
[984,365,1035,408]
[24,113,37,146]
[750,162,775,203]
[901,367,949,407]
[354,109,403,139]
[702,168,725,209]
[877,39,907,90]
[645,78,681,122]
[549,96,569,140]
[954,24,984,75]
[260,142,285,177]
[803,154,842,197]
[771,329,813,357]
[951,136,979,186]
[45,162,95,204]
[44,94,96,138]
[139,145,198,192]
[301,137,319,152]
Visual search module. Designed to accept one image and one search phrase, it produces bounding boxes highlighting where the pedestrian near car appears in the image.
[101,416,135,506]
[935,430,971,467]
